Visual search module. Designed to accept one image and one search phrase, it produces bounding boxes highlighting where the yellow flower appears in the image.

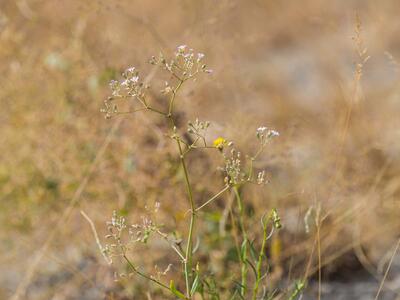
[213,137,227,150]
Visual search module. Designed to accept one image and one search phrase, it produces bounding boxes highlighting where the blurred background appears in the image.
[1,0,400,299]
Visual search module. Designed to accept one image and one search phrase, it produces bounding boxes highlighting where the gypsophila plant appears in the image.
[92,45,301,300]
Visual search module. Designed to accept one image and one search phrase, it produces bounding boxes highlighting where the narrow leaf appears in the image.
[190,273,200,295]
[169,280,186,299]
[246,258,257,279]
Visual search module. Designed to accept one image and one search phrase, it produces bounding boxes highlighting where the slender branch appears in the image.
[147,106,167,116]
[168,79,184,116]
[195,185,230,211]
[182,136,201,156]
[251,216,270,300]
[234,186,249,297]
[114,107,148,116]
[176,137,196,298]
[167,68,183,81]
[155,230,186,261]
[190,145,215,150]
[123,255,172,293]
[247,144,265,181]
[80,211,112,265]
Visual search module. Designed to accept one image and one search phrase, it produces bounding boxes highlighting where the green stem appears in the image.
[288,281,305,300]
[234,186,248,297]
[195,185,230,211]
[169,80,184,116]
[251,217,269,300]
[147,106,167,116]
[164,73,195,297]
[123,254,171,292]
[176,138,196,298]
[247,144,265,181]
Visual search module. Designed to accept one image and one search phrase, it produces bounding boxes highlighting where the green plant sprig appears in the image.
[98,45,284,299]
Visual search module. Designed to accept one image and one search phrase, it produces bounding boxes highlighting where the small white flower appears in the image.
[121,79,130,87]
[177,45,187,52]
[109,79,118,87]
[130,76,139,83]
[161,86,173,94]
[257,170,266,185]
[268,129,280,138]
[154,202,161,212]
[256,126,279,145]
[257,126,267,134]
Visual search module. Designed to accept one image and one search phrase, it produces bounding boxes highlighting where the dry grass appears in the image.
[1,0,400,299]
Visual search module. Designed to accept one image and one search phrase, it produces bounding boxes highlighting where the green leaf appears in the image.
[232,282,245,300]
[248,239,258,262]
[169,280,186,299]
[288,280,306,300]
[190,273,200,295]
[240,239,248,261]
[246,258,257,279]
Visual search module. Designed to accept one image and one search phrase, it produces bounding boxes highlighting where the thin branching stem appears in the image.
[147,106,167,116]
[154,229,186,261]
[247,144,265,181]
[196,185,230,211]
[123,254,171,292]
[234,186,249,297]
[182,136,202,156]
[169,79,184,116]
[176,138,196,297]
[163,71,197,298]
[251,216,270,300]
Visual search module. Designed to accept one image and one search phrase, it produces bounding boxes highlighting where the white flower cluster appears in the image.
[129,215,158,244]
[222,149,246,185]
[101,45,213,119]
[102,211,128,263]
[101,67,150,119]
[256,126,279,146]
[111,67,148,99]
[108,210,127,233]
[256,170,266,185]
[102,208,164,264]
[150,45,212,81]
[187,118,210,137]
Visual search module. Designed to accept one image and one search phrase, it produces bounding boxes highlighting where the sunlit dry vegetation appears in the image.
[1,1,400,299]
